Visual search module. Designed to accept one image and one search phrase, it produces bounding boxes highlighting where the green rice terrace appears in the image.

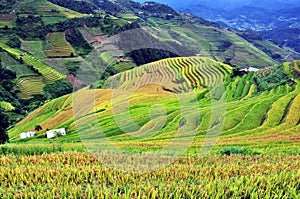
[2,57,299,197]
[0,42,66,98]
[44,32,75,57]
[8,57,300,155]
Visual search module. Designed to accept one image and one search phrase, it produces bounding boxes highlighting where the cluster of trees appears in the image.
[0,62,19,105]
[253,64,292,92]
[0,0,16,12]
[6,36,21,48]
[127,48,178,66]
[118,29,194,66]
[65,29,93,55]
[14,15,140,40]
[48,0,97,14]
[43,79,73,99]
[140,2,178,16]
[261,28,300,53]
[0,111,9,144]
[49,0,124,14]
[0,62,19,144]
[91,0,122,14]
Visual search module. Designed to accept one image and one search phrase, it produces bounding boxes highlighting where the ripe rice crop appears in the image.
[0,152,299,198]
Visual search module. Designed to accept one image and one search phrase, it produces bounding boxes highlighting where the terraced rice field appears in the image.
[0,42,65,83]
[0,42,66,98]
[105,57,232,93]
[16,76,45,99]
[8,59,300,156]
[6,58,300,197]
[0,101,14,111]
[44,32,75,57]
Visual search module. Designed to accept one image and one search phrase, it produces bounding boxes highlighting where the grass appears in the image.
[44,32,75,57]
[21,40,46,59]
[0,21,13,28]
[41,16,68,25]
[15,0,88,20]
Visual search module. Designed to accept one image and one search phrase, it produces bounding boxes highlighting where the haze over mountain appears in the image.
[135,0,300,10]
[136,0,300,54]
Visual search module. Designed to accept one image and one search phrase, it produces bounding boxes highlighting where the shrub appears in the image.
[218,147,261,156]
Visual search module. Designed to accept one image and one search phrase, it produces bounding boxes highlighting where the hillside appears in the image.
[0,0,286,127]
[180,3,300,54]
[1,1,300,197]
[8,58,300,155]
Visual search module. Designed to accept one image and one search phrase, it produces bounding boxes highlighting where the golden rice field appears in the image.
[0,152,299,198]
[16,76,45,99]
[105,57,232,93]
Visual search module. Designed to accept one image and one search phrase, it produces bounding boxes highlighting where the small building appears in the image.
[241,67,260,73]
[20,131,35,139]
[46,128,66,139]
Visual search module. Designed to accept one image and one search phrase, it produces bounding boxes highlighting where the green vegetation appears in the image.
[5,36,21,48]
[8,58,300,156]
[0,101,14,111]
[0,0,299,197]
[44,32,74,57]
[21,40,46,59]
[253,64,292,92]
[65,29,93,56]
[43,79,73,99]
[0,111,9,144]
[0,42,66,83]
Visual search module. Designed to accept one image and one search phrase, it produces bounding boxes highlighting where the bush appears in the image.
[218,147,261,156]
[253,64,292,92]
[0,111,9,144]
[6,36,21,48]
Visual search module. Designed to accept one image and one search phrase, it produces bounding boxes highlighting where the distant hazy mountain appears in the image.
[183,5,300,31]
[135,0,300,10]
[135,0,300,53]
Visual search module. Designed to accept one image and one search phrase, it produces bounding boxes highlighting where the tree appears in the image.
[35,125,43,131]
[0,111,9,144]
[6,36,21,48]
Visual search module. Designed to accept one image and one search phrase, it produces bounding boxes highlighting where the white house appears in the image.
[20,131,35,139]
[46,128,67,139]
[241,67,260,73]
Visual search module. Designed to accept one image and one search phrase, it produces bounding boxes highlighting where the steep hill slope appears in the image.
[8,58,300,154]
